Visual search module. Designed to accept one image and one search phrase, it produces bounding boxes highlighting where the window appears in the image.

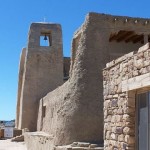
[42,106,46,118]
[40,32,52,47]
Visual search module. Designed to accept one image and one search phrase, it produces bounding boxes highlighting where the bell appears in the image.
[44,35,48,41]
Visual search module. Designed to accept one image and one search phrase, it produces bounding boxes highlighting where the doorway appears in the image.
[137,92,150,150]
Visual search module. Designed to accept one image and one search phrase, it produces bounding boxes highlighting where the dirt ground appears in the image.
[0,139,27,150]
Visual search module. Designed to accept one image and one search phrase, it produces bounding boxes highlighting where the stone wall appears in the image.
[25,132,103,150]
[13,128,22,137]
[103,43,150,149]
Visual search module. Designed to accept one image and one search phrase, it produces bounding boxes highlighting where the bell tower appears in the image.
[16,23,63,131]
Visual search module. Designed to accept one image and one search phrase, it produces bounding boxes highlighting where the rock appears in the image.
[89,144,99,148]
[115,127,123,134]
[77,142,90,147]
[111,99,118,107]
[124,135,135,144]
[118,134,124,142]
[123,127,130,135]
[110,133,117,140]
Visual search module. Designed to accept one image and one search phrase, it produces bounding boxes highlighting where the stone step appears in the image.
[56,146,104,150]
[55,142,104,150]
[11,135,24,142]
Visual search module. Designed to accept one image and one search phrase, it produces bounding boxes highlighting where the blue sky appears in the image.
[0,0,150,120]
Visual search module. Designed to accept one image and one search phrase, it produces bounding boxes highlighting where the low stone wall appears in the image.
[13,128,22,137]
[24,132,54,150]
[103,43,150,149]
[24,132,104,150]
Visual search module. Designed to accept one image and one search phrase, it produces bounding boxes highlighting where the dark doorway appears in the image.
[136,92,150,150]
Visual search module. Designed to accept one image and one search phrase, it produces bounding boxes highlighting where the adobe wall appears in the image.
[17,23,64,131]
[36,13,150,147]
[103,43,150,149]
[16,48,27,128]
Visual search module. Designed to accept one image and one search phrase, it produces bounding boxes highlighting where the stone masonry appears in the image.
[103,43,150,149]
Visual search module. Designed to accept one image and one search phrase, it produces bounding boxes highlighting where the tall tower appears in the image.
[16,23,63,131]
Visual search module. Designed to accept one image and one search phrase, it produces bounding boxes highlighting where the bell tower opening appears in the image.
[40,32,52,47]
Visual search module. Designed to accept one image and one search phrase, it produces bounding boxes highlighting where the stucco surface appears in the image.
[36,13,143,146]
[16,23,64,131]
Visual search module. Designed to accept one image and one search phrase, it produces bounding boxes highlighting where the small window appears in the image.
[40,32,52,47]
[42,106,46,118]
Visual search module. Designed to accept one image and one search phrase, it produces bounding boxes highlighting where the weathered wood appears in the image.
[117,31,135,42]
[125,34,137,43]
[133,35,143,43]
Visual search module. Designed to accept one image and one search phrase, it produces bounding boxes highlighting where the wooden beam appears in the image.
[133,35,144,43]
[141,40,144,44]
[115,30,128,41]
[148,35,150,42]
[109,30,128,42]
[109,33,118,42]
[117,31,135,42]
[109,30,144,44]
[125,34,137,43]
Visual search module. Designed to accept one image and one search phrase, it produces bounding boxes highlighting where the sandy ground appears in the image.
[0,139,27,150]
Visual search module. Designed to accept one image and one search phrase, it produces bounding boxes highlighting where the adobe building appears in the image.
[15,12,150,150]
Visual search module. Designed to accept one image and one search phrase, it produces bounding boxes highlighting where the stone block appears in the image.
[104,100,110,109]
[124,135,135,144]
[118,134,124,142]
[115,127,123,134]
[111,99,118,107]
[72,147,84,150]
[110,133,117,140]
[94,148,103,150]
[144,50,149,58]
[121,142,127,150]
[137,52,144,58]
[71,142,78,147]
[134,59,144,69]
[117,98,126,107]
[138,43,150,52]
[77,142,90,147]
[143,60,149,67]
[123,127,131,135]
[89,144,99,148]
[117,108,123,115]
[132,70,138,76]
